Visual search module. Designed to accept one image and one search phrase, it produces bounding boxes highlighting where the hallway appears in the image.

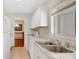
[10,47,30,59]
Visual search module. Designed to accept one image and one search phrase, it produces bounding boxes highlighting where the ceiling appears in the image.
[3,0,48,14]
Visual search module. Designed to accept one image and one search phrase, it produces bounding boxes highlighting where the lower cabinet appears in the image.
[34,45,41,59]
[29,39,35,59]
[34,44,52,59]
[29,39,53,59]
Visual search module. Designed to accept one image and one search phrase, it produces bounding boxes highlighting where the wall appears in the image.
[60,10,75,36]
[24,15,32,50]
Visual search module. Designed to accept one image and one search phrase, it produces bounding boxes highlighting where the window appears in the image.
[51,5,76,37]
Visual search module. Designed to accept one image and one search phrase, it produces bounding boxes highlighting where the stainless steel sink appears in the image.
[42,45,73,53]
[36,41,56,45]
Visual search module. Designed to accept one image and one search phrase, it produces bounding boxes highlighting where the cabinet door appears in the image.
[31,6,48,29]
[31,10,40,28]
[40,7,48,26]
[31,16,35,29]
[34,45,52,59]
[29,41,55,59]
[34,8,41,27]
[39,50,51,59]
[29,40,34,59]
[33,44,41,59]
[26,37,30,51]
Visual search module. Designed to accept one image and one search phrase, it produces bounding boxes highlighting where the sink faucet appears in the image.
[56,40,61,47]
[65,41,70,48]
[56,40,61,52]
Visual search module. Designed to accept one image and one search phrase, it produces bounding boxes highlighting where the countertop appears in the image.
[29,36,50,42]
[28,36,76,59]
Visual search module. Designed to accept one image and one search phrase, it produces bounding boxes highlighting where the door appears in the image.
[15,39,24,47]
[14,20,24,47]
[15,32,24,47]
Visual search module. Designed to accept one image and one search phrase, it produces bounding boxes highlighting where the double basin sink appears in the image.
[36,41,73,53]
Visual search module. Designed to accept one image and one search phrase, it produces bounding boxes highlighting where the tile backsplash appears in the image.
[38,27,49,38]
[31,28,76,50]
[50,34,76,50]
[30,27,49,38]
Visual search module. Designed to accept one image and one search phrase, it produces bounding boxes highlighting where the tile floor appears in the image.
[10,47,30,59]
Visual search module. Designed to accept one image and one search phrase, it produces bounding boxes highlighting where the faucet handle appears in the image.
[67,42,70,48]
[65,41,70,48]
[56,40,61,45]
[56,40,59,42]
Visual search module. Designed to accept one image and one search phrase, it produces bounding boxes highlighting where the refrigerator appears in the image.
[3,16,11,59]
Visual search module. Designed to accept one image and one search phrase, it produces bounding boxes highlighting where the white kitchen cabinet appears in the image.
[29,39,41,59]
[29,39,35,59]
[29,38,53,59]
[31,6,48,29]
[26,37,30,51]
[34,44,53,59]
[33,44,41,59]
[31,14,37,29]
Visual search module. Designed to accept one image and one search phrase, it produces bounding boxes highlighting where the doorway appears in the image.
[14,20,24,47]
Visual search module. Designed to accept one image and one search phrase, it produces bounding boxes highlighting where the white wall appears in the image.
[24,15,32,50]
[61,11,75,36]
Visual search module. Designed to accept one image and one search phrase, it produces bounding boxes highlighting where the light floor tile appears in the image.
[10,47,30,59]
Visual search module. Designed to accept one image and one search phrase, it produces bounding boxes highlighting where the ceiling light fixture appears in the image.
[15,24,19,27]
[16,0,22,2]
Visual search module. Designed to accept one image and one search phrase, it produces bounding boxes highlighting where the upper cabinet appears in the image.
[31,6,48,29]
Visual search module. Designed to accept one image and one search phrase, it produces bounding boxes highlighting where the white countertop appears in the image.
[29,36,50,42]
[29,36,76,59]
